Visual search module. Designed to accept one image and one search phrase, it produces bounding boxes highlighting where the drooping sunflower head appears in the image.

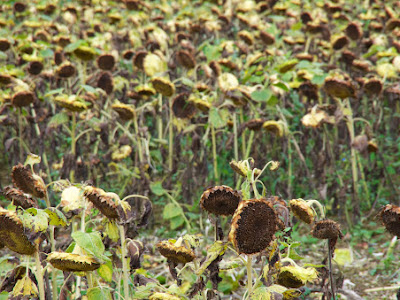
[47,252,100,272]
[83,186,119,219]
[156,240,195,264]
[311,219,343,240]
[379,204,400,237]
[289,199,315,224]
[3,186,38,209]
[229,198,279,255]
[200,185,242,216]
[11,164,46,199]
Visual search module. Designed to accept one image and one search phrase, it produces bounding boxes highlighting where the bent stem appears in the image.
[211,125,219,182]
[34,249,45,300]
[119,225,130,299]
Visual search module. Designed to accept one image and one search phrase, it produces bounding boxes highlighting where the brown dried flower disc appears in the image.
[384,86,400,101]
[345,22,362,41]
[311,219,343,240]
[151,77,175,97]
[323,77,355,99]
[3,186,38,209]
[56,62,76,78]
[84,186,119,219]
[27,61,44,76]
[380,204,400,237]
[12,91,35,107]
[200,185,242,216]
[47,252,100,272]
[11,164,46,199]
[0,208,36,255]
[259,31,275,45]
[127,240,144,270]
[229,199,278,254]
[172,93,197,119]
[133,50,148,69]
[289,199,314,225]
[332,35,349,50]
[0,39,11,52]
[244,119,265,131]
[97,71,114,95]
[176,50,196,69]
[112,103,135,120]
[277,269,304,288]
[157,240,195,264]
[97,54,115,71]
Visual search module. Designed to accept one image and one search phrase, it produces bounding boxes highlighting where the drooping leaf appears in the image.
[48,112,69,128]
[87,287,112,300]
[97,260,113,283]
[163,203,182,219]
[251,89,272,102]
[24,154,41,167]
[209,107,229,129]
[19,208,49,233]
[71,231,108,261]
[197,241,227,276]
[44,208,67,227]
[169,215,184,230]
[150,181,166,196]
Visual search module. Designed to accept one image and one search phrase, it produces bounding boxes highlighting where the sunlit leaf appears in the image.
[44,208,67,227]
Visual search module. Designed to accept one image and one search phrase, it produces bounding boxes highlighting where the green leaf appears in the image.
[267,95,279,106]
[150,181,166,196]
[333,248,353,266]
[203,44,221,62]
[44,88,63,97]
[71,231,109,262]
[40,48,53,58]
[272,82,289,92]
[169,216,184,230]
[87,287,112,300]
[132,283,158,299]
[0,291,8,300]
[180,77,195,87]
[197,241,227,276]
[250,287,273,300]
[81,84,97,93]
[0,52,7,60]
[209,107,229,129]
[97,260,113,283]
[251,89,271,102]
[288,248,304,260]
[163,203,182,219]
[64,40,85,53]
[87,117,102,132]
[311,74,327,85]
[291,21,302,31]
[44,208,67,227]
[20,208,49,233]
[48,112,69,128]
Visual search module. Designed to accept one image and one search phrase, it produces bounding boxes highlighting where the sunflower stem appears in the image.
[328,240,336,300]
[70,112,77,183]
[168,97,174,171]
[211,125,219,182]
[34,249,45,300]
[119,225,130,299]
[18,107,23,162]
[246,255,252,299]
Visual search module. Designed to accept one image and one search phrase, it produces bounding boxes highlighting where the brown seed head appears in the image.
[311,219,343,240]
[11,164,46,199]
[172,93,197,119]
[244,119,265,131]
[259,31,275,45]
[133,50,148,70]
[12,91,35,107]
[56,62,76,78]
[380,204,400,237]
[345,22,362,41]
[277,269,304,288]
[332,35,349,50]
[289,199,315,224]
[157,240,195,264]
[151,77,175,97]
[112,103,135,121]
[0,39,11,52]
[73,46,96,61]
[127,240,144,270]
[27,61,44,76]
[13,2,27,13]
[3,186,38,209]
[84,186,119,219]
[363,78,382,96]
[47,252,100,272]
[97,71,114,95]
[229,199,278,254]
[0,208,36,255]
[200,186,242,216]
[324,77,356,99]
[176,50,196,69]
[97,54,115,71]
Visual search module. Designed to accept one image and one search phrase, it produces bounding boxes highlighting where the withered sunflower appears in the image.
[323,77,356,99]
[11,164,46,199]
[12,91,35,107]
[156,240,195,264]
[83,186,119,219]
[172,93,197,119]
[47,252,100,272]
[229,199,279,254]
[289,199,315,224]
[311,219,343,240]
[0,208,36,255]
[151,77,175,97]
[112,103,135,121]
[3,186,38,209]
[200,186,242,216]
[380,204,400,237]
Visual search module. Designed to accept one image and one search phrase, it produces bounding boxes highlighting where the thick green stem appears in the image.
[168,97,173,171]
[132,109,144,163]
[70,113,77,183]
[244,131,255,159]
[287,140,292,199]
[158,94,163,140]
[34,249,45,300]
[246,256,252,299]
[50,225,57,300]
[211,125,219,182]
[233,112,239,161]
[119,225,130,299]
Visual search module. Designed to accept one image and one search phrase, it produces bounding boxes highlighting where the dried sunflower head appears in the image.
[229,199,279,254]
[73,46,97,61]
[172,93,197,119]
[263,120,284,137]
[12,90,35,107]
[97,71,114,95]
[323,77,356,99]
[229,159,249,177]
[157,240,195,264]
[151,77,175,97]
[363,78,382,96]
[133,50,148,70]
[176,50,196,69]
[11,164,46,199]
[3,186,38,209]
[56,62,76,78]
[54,94,89,112]
[311,219,343,240]
[289,199,315,224]
[200,185,242,216]
[277,265,318,288]
[97,54,115,71]
[143,53,166,76]
[47,252,100,272]
[0,208,36,255]
[27,61,44,76]
[111,145,132,161]
[127,239,144,270]
[112,102,135,121]
[380,204,400,237]
[83,186,119,219]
